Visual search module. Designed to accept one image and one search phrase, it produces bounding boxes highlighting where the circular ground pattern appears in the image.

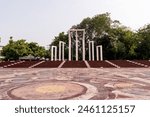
[8,82,87,100]
[1,68,150,100]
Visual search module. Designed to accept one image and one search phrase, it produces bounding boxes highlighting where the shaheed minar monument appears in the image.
[51,29,103,61]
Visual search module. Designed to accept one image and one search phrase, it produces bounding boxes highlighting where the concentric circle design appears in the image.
[7,82,87,100]
[36,85,66,93]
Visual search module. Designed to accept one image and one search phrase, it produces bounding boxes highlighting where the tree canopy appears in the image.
[2,37,48,60]
[51,13,150,60]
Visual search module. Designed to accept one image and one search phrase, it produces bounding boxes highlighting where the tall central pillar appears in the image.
[68,29,85,61]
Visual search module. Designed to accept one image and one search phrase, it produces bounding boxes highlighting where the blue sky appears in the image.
[0,0,150,47]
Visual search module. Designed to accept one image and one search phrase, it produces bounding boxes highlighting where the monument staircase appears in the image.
[0,60,150,68]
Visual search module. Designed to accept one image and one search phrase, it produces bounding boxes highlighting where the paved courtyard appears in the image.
[0,68,150,100]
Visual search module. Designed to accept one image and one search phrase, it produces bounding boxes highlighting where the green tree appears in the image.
[136,24,150,59]
[2,38,47,60]
[28,42,46,57]
[2,38,29,60]
[109,27,138,59]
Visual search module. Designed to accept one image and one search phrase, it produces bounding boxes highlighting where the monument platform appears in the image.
[1,60,150,68]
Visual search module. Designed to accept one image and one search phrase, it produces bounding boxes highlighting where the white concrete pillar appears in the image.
[76,30,78,61]
[96,46,99,61]
[59,41,65,61]
[62,43,65,61]
[96,45,103,61]
[100,45,103,61]
[69,31,71,61]
[68,29,85,61]
[88,41,95,61]
[55,46,57,61]
[88,41,91,61]
[59,42,61,61]
[82,30,85,61]
[92,41,94,61]
[51,46,53,61]
[51,46,57,61]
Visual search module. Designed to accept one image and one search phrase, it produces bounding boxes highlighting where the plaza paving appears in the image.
[0,68,150,100]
